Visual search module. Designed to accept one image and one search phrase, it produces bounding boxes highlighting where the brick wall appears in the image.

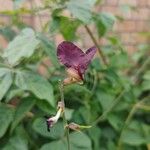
[100,0,150,53]
[0,0,150,53]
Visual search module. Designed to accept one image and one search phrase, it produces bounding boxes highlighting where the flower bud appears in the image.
[63,68,83,85]
[66,122,92,132]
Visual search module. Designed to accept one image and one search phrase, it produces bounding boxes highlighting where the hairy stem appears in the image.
[59,81,70,150]
[84,25,108,66]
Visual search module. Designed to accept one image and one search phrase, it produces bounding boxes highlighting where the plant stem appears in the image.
[117,104,137,150]
[93,56,150,126]
[59,81,70,150]
[92,89,125,126]
[84,25,108,66]
[131,57,150,84]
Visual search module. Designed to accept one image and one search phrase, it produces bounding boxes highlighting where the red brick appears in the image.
[119,0,137,7]
[105,0,118,6]
[121,9,132,19]
[99,37,108,45]
[121,33,135,44]
[137,0,147,7]
[131,8,150,20]
[126,45,137,55]
[0,0,13,11]
[0,36,8,48]
[147,0,150,6]
[138,8,150,20]
[100,6,119,15]
[131,33,148,43]
[135,21,149,32]
[119,21,136,32]
[0,16,11,25]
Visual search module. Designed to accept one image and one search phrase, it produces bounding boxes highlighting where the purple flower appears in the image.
[57,41,97,84]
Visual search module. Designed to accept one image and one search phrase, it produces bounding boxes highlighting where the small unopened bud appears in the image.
[63,68,83,85]
[66,122,92,132]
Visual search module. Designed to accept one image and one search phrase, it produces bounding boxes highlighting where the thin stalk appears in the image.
[131,57,150,84]
[93,56,150,126]
[92,89,125,126]
[117,104,137,150]
[59,81,70,150]
[84,25,108,66]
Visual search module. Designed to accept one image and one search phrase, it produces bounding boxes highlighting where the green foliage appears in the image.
[15,71,54,106]
[33,119,64,139]
[67,0,96,24]
[2,134,28,150]
[11,98,36,132]
[0,104,14,138]
[2,28,40,66]
[0,68,13,100]
[0,0,149,150]
[37,33,59,67]
[59,17,80,40]
[0,27,16,41]
[94,12,116,37]
[40,132,92,150]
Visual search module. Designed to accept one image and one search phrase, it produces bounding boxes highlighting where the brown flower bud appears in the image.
[63,68,83,85]
[66,122,91,132]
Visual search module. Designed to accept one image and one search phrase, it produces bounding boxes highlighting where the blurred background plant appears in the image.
[0,0,150,150]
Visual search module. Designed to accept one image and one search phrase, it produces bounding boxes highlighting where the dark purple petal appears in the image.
[46,119,53,132]
[57,41,97,79]
[85,46,97,62]
[78,46,97,74]
[57,41,84,68]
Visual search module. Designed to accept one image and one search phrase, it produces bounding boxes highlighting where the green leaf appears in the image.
[5,88,24,103]
[0,104,14,138]
[37,33,59,67]
[122,121,150,146]
[94,12,116,37]
[2,134,28,150]
[122,130,147,146]
[49,16,61,33]
[97,91,115,111]
[3,28,40,66]
[11,98,36,132]
[0,26,16,41]
[88,127,101,150]
[15,71,54,106]
[110,52,128,69]
[65,108,74,120]
[142,80,150,91]
[70,132,92,149]
[65,84,91,95]
[108,114,123,131]
[67,0,96,24]
[0,68,13,101]
[32,118,64,139]
[143,70,150,80]
[60,17,80,40]
[40,140,67,150]
[40,132,92,150]
[36,100,55,114]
